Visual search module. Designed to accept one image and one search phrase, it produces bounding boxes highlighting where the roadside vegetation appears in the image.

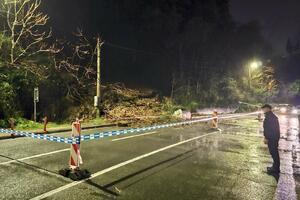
[0,0,299,129]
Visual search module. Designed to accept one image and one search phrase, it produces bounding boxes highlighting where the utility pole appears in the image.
[170,73,175,101]
[248,60,262,89]
[248,66,252,89]
[94,37,104,117]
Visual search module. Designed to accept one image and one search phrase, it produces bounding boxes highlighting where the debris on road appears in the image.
[102,83,178,124]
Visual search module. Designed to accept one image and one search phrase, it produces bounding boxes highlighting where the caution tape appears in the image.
[80,118,213,141]
[0,112,260,144]
[80,112,260,142]
[0,129,78,144]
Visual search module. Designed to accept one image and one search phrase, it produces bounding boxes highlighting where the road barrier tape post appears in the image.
[69,121,82,169]
[257,111,263,122]
[182,111,192,120]
[212,111,218,129]
[59,119,91,181]
[8,118,16,137]
[43,116,48,133]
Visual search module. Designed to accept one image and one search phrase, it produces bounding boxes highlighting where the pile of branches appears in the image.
[101,83,170,124]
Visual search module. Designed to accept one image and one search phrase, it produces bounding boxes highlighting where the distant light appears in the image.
[280,107,287,113]
[250,61,262,69]
[258,61,263,66]
[292,109,298,115]
[250,62,258,69]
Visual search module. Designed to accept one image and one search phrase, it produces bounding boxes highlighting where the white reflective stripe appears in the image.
[31,131,218,200]
[0,148,69,165]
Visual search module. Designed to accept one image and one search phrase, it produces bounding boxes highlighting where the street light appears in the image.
[250,62,258,69]
[250,60,262,70]
[248,60,262,88]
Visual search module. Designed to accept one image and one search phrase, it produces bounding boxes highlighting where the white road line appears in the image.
[0,148,69,165]
[112,131,157,142]
[30,131,219,200]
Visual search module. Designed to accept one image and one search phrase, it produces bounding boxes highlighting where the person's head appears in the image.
[261,104,272,113]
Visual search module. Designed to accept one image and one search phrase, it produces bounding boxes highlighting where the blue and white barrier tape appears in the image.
[80,117,214,141]
[0,112,260,144]
[80,112,260,142]
[0,129,78,144]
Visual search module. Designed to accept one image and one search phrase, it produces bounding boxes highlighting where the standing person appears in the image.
[262,104,280,174]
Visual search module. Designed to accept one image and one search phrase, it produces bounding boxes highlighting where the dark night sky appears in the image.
[42,0,300,56]
[230,0,300,55]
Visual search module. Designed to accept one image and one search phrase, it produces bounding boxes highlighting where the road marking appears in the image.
[0,148,69,165]
[30,131,218,200]
[112,131,157,142]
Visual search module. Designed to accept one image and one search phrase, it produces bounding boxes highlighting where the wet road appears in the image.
[0,114,298,200]
[275,114,300,200]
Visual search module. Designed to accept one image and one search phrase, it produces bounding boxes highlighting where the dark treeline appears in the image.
[1,0,298,124]
[43,0,271,91]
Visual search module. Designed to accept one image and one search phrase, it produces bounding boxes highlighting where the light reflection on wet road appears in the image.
[274,114,299,200]
[1,114,300,199]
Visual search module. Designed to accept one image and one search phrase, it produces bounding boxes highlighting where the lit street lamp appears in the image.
[248,60,262,88]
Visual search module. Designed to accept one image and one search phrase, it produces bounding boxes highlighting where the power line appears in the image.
[104,42,159,56]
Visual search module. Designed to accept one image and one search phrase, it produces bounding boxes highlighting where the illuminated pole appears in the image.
[97,37,101,102]
[95,38,104,116]
[248,66,252,89]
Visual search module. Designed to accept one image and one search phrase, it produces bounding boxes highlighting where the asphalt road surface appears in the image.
[0,113,298,200]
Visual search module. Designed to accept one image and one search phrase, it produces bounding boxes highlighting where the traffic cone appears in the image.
[9,118,15,138]
[43,116,48,134]
[257,112,263,122]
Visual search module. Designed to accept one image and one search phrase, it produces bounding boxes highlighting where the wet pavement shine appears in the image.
[0,114,299,200]
[275,114,299,200]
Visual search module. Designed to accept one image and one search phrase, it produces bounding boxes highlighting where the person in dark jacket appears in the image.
[262,104,280,174]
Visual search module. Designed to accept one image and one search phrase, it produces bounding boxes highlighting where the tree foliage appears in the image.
[0,0,284,122]
[0,0,59,77]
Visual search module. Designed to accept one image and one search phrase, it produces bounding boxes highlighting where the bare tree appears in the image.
[251,66,279,99]
[1,0,57,69]
[54,29,100,102]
